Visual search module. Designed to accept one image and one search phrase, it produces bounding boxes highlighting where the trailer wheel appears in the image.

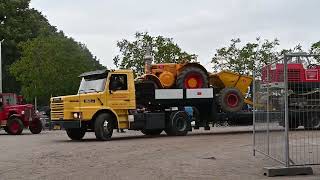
[94,113,115,141]
[219,87,244,112]
[176,67,208,89]
[165,111,190,136]
[7,117,24,135]
[141,129,163,136]
[29,119,42,134]
[66,128,86,140]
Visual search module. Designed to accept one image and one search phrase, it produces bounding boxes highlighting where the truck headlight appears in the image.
[21,111,25,115]
[73,112,81,119]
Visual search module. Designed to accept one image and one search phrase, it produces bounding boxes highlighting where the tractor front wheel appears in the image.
[29,119,42,134]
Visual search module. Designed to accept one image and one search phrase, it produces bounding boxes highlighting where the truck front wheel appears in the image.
[165,111,190,136]
[94,113,115,141]
[66,128,86,140]
[7,117,24,135]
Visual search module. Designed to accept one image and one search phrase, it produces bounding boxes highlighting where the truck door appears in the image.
[107,73,135,110]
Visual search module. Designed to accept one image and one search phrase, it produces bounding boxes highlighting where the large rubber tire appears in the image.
[66,128,86,140]
[29,119,42,134]
[94,113,115,141]
[176,67,208,89]
[165,111,190,136]
[141,129,163,136]
[7,117,24,135]
[219,87,244,112]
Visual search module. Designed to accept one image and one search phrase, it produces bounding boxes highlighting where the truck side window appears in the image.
[109,74,128,91]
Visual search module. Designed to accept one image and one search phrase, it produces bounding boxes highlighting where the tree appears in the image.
[10,34,104,105]
[211,38,280,75]
[311,41,320,62]
[0,0,57,92]
[113,32,197,76]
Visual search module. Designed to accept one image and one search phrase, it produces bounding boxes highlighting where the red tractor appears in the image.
[261,53,320,129]
[0,93,42,135]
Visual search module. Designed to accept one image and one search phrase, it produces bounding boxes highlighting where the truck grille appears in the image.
[51,103,64,119]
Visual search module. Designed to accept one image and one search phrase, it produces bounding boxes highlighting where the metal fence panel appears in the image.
[253,58,286,165]
[254,53,320,167]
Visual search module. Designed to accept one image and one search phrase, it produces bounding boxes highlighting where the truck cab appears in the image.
[51,69,137,140]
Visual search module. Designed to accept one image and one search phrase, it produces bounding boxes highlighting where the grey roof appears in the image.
[79,69,109,77]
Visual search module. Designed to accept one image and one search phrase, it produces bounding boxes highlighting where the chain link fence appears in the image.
[253,53,320,169]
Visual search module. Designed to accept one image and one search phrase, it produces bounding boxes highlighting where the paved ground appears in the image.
[0,126,319,180]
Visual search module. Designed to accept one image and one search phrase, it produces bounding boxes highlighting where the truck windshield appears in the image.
[78,77,106,94]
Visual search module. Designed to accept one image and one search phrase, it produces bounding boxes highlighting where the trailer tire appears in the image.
[94,113,115,141]
[66,128,86,140]
[176,67,208,89]
[165,111,189,136]
[219,87,244,112]
[29,119,42,134]
[7,117,24,135]
[141,129,163,136]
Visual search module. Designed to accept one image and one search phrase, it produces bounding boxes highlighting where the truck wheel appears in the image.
[176,67,208,89]
[66,128,86,140]
[7,117,24,135]
[219,87,244,112]
[165,111,190,136]
[29,119,42,134]
[141,129,163,136]
[94,113,115,141]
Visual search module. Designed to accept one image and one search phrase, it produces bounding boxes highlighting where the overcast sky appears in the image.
[30,0,320,69]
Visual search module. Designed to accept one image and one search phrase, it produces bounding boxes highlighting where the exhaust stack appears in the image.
[144,46,153,74]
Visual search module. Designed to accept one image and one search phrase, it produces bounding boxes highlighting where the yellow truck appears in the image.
[51,67,252,141]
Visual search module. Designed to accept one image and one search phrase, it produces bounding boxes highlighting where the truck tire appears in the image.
[176,67,208,89]
[66,128,86,140]
[94,113,115,141]
[29,119,42,134]
[165,111,190,136]
[141,129,163,136]
[7,117,24,135]
[219,87,244,112]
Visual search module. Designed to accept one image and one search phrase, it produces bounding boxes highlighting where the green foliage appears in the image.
[113,32,197,76]
[211,38,280,75]
[311,41,320,62]
[10,34,103,105]
[0,0,57,92]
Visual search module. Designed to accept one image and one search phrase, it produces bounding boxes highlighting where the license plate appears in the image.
[53,125,61,130]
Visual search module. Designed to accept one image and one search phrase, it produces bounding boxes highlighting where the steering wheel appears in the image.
[307,64,318,69]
